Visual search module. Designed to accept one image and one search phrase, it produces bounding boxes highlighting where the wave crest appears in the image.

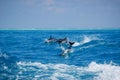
[73,35,100,47]
[16,61,120,80]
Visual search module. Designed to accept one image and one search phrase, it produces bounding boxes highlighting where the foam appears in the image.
[83,35,91,43]
[88,62,120,80]
[17,61,48,70]
[16,61,120,80]
[72,35,100,47]
[51,72,77,80]
[72,42,80,47]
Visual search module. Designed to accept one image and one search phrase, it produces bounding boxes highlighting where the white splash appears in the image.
[83,35,91,44]
[72,35,99,47]
[72,42,80,47]
[88,62,120,80]
[16,61,120,80]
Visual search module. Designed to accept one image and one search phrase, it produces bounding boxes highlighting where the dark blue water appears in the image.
[0,30,120,80]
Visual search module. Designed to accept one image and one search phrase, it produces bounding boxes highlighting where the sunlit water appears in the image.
[0,30,120,80]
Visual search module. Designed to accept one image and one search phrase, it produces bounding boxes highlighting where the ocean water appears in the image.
[0,30,120,80]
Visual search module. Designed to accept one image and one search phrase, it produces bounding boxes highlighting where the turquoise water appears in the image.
[0,30,120,80]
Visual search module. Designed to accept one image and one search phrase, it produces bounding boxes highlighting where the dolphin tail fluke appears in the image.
[69,41,75,46]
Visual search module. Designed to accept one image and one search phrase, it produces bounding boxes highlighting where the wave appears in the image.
[72,35,100,47]
[16,61,120,80]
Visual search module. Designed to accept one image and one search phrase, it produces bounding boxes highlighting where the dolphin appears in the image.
[60,41,75,56]
[45,36,57,43]
[57,37,68,44]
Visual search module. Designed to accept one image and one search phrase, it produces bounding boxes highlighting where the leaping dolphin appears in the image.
[45,36,57,43]
[60,41,75,56]
[57,37,68,44]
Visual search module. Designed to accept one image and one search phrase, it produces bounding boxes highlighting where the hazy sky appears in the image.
[0,0,120,29]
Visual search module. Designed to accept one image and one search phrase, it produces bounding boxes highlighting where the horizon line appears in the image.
[0,28,120,30]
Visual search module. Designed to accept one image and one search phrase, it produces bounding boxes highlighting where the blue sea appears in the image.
[0,30,120,80]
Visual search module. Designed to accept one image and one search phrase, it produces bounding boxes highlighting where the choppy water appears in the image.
[0,30,120,80]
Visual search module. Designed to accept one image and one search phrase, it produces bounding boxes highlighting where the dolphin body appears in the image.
[45,36,57,43]
[45,36,68,44]
[56,37,68,44]
[60,41,75,56]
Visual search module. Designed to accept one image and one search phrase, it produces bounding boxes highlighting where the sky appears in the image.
[0,0,120,30]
